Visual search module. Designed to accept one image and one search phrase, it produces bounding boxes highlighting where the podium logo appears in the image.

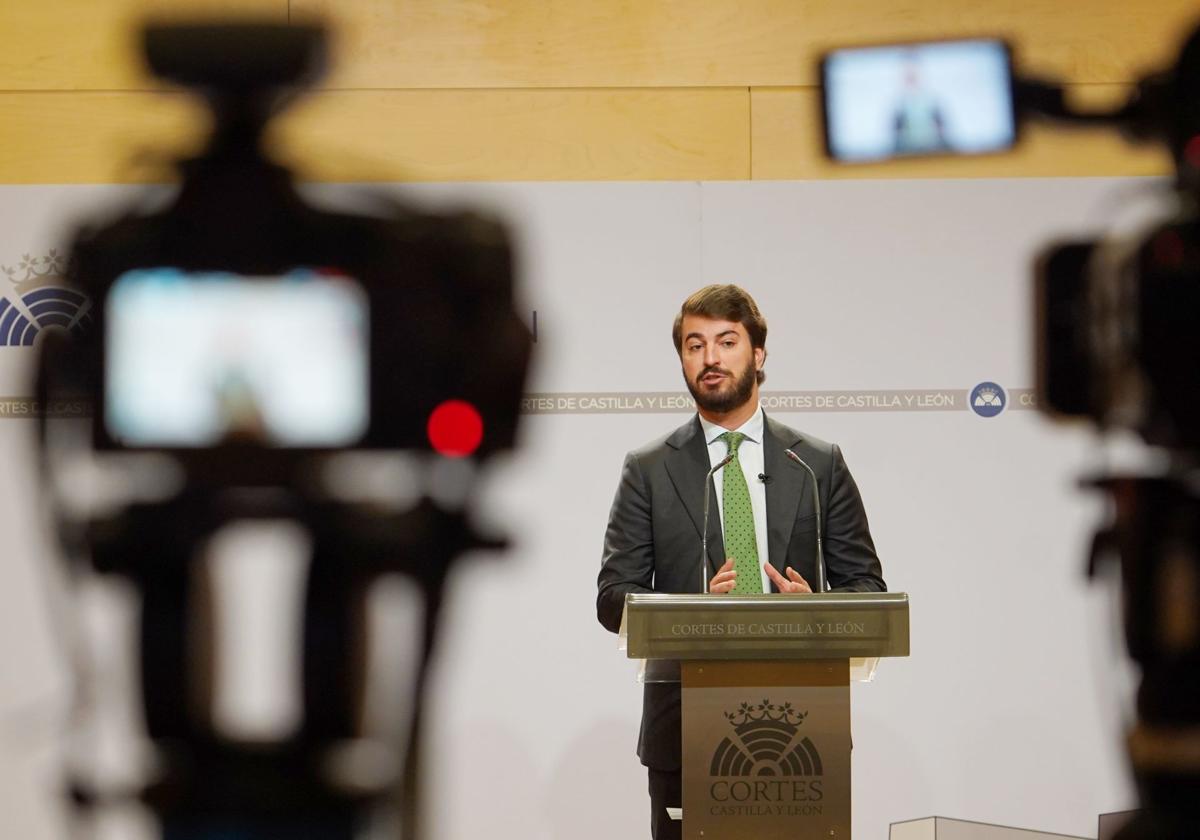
[707,699,824,814]
[711,699,822,777]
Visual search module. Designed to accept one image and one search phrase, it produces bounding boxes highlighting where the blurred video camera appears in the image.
[38,20,531,840]
[820,33,1200,449]
[821,26,1200,840]
[45,23,529,475]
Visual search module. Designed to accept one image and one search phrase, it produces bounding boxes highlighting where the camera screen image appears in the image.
[822,39,1016,162]
[104,268,369,448]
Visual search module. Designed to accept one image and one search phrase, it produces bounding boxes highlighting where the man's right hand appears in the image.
[709,558,737,594]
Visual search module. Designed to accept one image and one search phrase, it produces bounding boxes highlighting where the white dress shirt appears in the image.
[699,404,771,592]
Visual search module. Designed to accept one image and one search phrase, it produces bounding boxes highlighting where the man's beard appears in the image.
[685,359,757,415]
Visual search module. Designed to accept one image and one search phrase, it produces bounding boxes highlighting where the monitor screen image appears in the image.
[105,268,369,448]
[823,39,1016,162]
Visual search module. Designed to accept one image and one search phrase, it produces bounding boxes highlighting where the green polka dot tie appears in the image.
[720,432,762,594]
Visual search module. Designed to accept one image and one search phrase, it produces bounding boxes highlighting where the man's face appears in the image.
[679,315,764,415]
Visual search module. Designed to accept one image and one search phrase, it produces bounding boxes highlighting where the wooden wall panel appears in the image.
[273,88,750,181]
[750,86,1171,180]
[0,1,1189,182]
[293,0,1200,89]
[0,0,287,91]
[0,89,750,183]
[0,92,207,184]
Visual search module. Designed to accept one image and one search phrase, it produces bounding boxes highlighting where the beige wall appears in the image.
[1,0,1191,183]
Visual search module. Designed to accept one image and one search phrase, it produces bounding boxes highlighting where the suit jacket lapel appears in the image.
[764,414,805,582]
[664,416,726,578]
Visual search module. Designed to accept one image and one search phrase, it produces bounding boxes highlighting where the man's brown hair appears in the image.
[672,284,768,384]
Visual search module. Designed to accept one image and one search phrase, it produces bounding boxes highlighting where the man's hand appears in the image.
[708,558,737,593]
[765,564,812,593]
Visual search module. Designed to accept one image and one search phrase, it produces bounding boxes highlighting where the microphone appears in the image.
[701,452,735,593]
[757,473,772,484]
[784,449,826,593]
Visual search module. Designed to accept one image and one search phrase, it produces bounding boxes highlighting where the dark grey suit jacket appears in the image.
[596,412,885,770]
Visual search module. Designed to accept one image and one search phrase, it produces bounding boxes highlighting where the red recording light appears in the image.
[1153,230,1185,268]
[427,400,484,457]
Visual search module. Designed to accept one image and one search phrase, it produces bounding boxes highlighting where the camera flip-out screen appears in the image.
[821,39,1017,162]
[105,268,369,448]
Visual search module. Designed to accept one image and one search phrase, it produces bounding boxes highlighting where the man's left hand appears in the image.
[764,564,812,593]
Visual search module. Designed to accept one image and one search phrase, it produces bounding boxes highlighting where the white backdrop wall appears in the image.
[0,179,1145,840]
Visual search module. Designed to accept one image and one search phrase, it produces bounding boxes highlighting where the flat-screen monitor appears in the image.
[821,39,1017,163]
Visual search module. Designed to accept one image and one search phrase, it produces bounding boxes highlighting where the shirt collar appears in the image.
[700,403,764,446]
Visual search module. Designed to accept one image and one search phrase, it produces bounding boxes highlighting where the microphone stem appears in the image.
[701,477,712,593]
[700,453,734,594]
[785,449,826,593]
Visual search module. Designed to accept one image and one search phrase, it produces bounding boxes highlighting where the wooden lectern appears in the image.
[620,592,909,840]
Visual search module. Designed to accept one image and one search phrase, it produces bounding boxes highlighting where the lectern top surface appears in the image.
[621,591,910,660]
[626,592,908,610]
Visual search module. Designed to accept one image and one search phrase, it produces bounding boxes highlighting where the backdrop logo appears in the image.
[0,250,92,347]
[969,381,1006,418]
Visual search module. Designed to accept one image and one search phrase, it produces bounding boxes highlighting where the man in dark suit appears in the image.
[596,284,885,840]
